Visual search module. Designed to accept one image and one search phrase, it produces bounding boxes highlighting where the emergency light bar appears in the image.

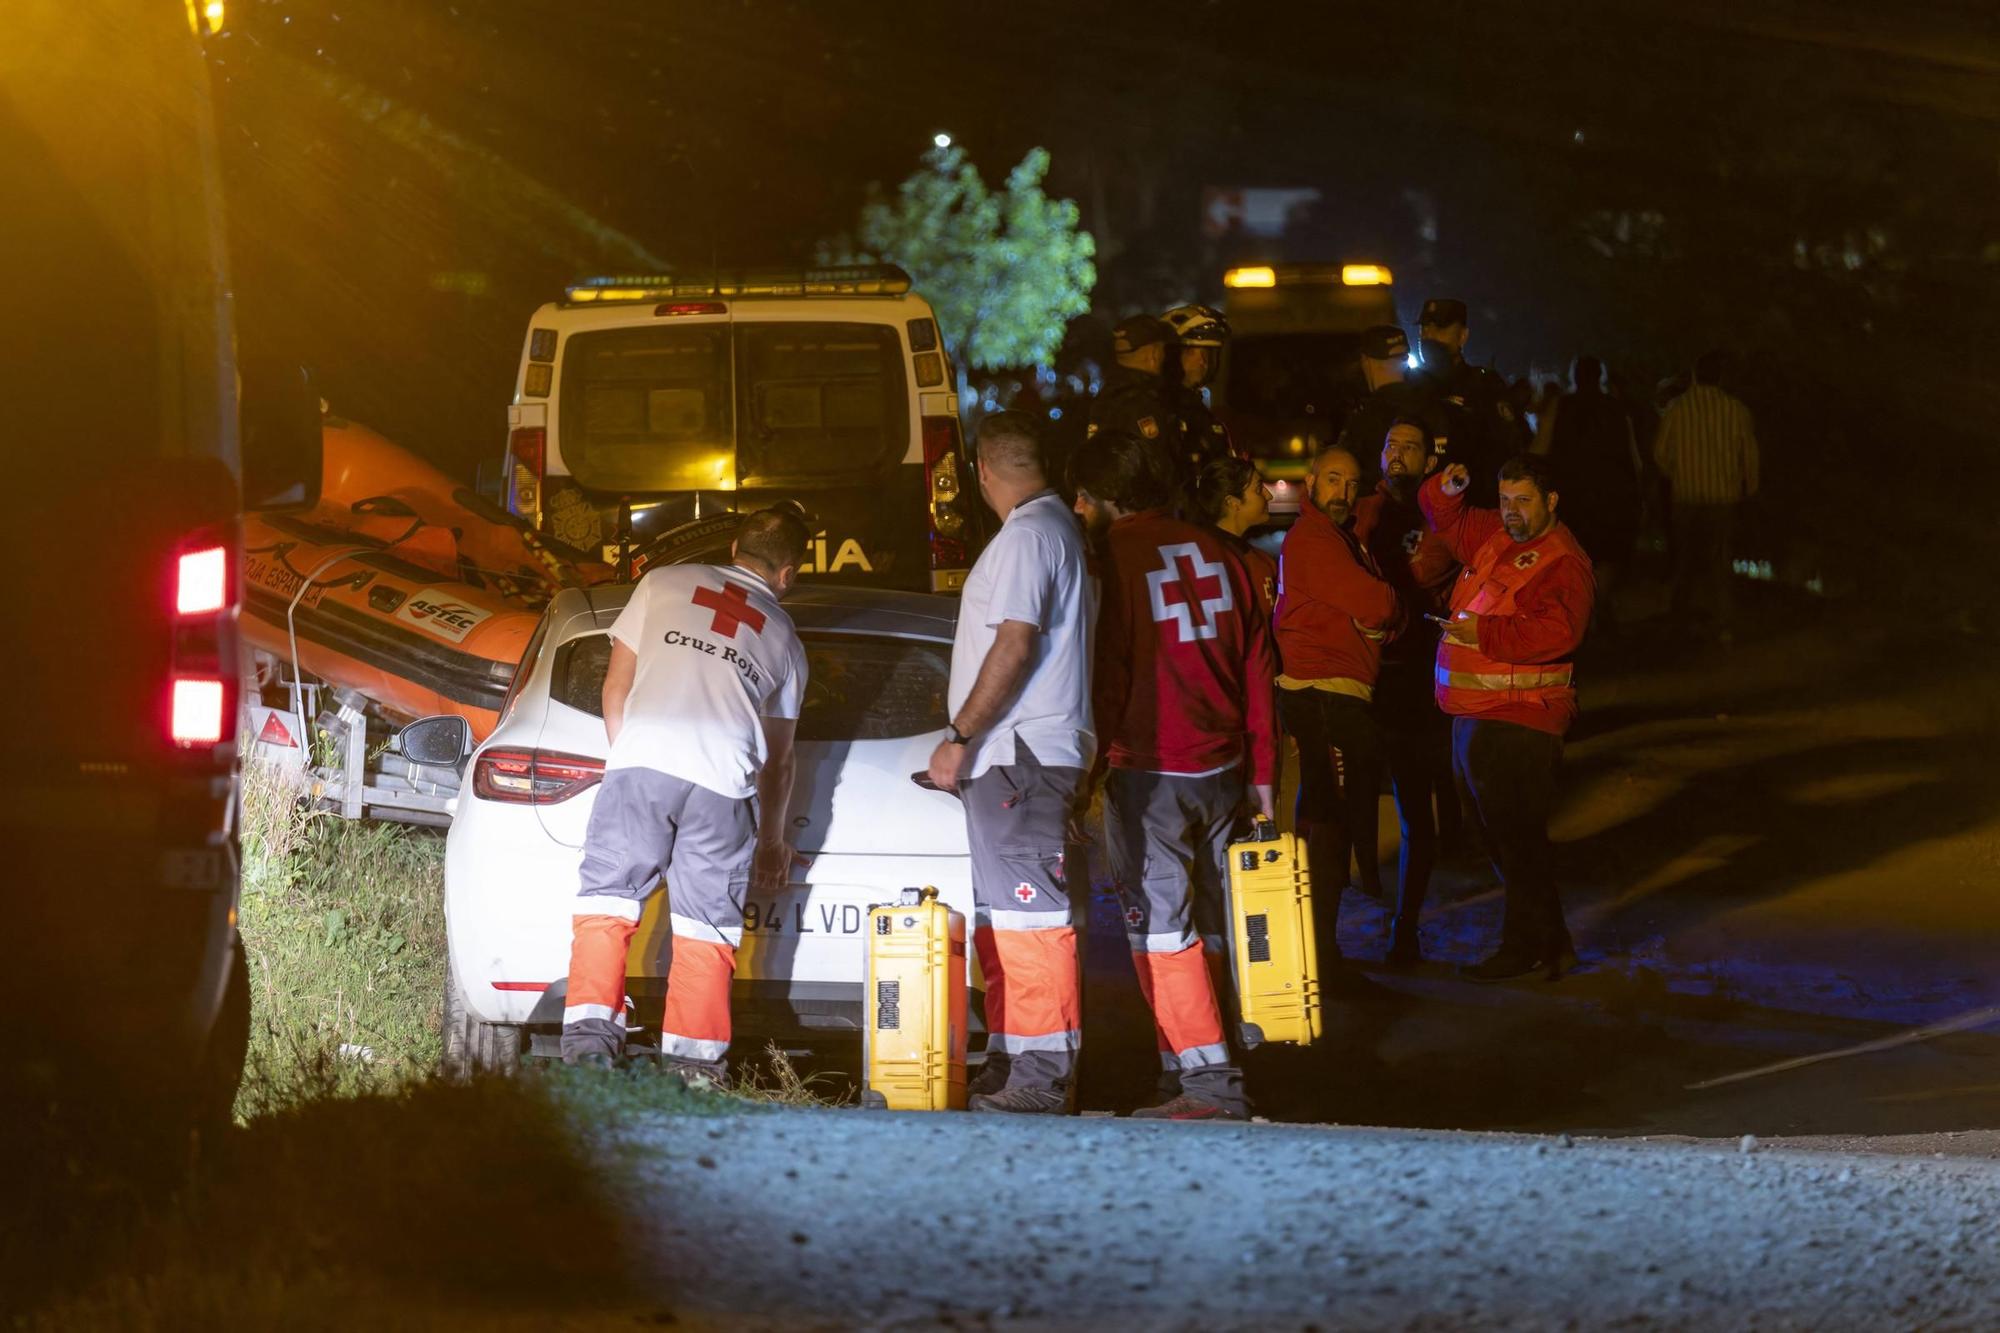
[564,265,914,304]
[1224,263,1395,289]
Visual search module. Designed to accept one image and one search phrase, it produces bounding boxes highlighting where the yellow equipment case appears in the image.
[1227,818,1322,1047]
[861,886,969,1110]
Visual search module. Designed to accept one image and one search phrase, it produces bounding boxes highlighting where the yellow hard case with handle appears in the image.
[861,886,968,1110]
[1227,817,1321,1047]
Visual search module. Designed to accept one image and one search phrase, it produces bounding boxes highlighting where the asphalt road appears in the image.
[611,1109,2000,1330]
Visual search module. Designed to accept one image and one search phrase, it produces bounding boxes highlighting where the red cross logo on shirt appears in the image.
[1013,883,1038,904]
[690,581,767,638]
[1147,542,1234,643]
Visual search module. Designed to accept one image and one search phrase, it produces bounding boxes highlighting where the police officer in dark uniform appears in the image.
[1411,298,1525,507]
[1090,314,1184,494]
[1336,325,1447,488]
[1161,304,1239,477]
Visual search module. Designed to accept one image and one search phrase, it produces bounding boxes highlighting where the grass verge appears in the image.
[236,757,448,1116]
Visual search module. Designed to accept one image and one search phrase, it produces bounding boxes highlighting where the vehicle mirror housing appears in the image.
[396,715,473,769]
[239,358,323,512]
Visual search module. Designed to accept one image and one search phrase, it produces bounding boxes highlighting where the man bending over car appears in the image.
[561,507,811,1081]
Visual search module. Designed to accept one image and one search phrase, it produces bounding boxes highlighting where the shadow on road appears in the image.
[2,1077,655,1328]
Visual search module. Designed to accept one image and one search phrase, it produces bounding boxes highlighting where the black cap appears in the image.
[1113,314,1172,354]
[1419,298,1468,327]
[1360,325,1410,360]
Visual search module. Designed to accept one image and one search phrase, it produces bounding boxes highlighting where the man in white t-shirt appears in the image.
[562,508,811,1079]
[927,411,1097,1114]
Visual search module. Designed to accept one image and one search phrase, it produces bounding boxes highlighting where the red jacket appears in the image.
[1094,511,1278,785]
[1274,498,1401,690]
[1419,474,1596,735]
[1216,528,1278,628]
[1353,481,1459,667]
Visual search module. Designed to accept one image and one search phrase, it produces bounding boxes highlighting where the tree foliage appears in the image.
[823,144,1095,374]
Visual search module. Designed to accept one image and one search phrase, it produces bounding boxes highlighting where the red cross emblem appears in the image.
[1124,904,1144,928]
[690,581,767,638]
[1013,883,1038,904]
[1513,550,1541,571]
[1146,542,1234,643]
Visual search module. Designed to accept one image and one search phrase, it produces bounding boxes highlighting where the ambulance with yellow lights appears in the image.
[1214,262,1399,506]
[502,268,979,593]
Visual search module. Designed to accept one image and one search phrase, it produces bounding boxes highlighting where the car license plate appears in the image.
[741,890,867,937]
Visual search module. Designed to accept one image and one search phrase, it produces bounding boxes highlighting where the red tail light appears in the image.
[175,545,228,616]
[509,427,546,478]
[171,678,227,745]
[921,415,968,579]
[472,747,604,805]
[169,533,235,749]
[508,426,546,525]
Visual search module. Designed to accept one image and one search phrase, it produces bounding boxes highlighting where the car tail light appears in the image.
[169,533,235,749]
[171,678,226,745]
[175,545,228,615]
[472,747,604,805]
[921,415,968,581]
[508,427,546,525]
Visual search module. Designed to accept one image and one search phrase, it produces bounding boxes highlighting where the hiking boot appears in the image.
[969,1083,1071,1115]
[1130,1093,1247,1122]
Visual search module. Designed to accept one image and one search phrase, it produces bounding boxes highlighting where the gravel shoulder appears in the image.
[607,1108,2000,1331]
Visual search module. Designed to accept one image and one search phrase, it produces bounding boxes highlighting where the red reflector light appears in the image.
[921,415,958,468]
[171,678,226,745]
[509,427,546,476]
[176,545,228,616]
[472,747,605,805]
[654,302,728,317]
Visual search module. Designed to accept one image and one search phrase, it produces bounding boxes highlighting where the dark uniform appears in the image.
[1412,299,1526,507]
[1090,315,1186,497]
[1174,387,1236,474]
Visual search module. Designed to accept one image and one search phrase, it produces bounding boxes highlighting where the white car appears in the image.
[441,581,973,1071]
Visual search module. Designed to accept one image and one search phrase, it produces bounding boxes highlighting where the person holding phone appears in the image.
[1421,454,1596,982]
[1353,418,1462,967]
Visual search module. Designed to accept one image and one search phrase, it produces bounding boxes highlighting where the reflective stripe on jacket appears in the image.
[1435,524,1587,723]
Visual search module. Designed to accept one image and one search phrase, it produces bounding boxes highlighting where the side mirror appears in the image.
[239,358,323,512]
[396,715,472,769]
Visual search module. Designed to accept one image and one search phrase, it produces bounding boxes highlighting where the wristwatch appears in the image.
[945,723,972,746]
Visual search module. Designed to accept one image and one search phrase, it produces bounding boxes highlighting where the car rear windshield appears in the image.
[549,630,947,742]
[558,321,908,493]
[1224,332,1366,419]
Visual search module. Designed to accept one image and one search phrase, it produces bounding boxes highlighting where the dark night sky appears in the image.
[208,0,2000,496]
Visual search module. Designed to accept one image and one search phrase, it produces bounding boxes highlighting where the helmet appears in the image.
[1162,304,1230,349]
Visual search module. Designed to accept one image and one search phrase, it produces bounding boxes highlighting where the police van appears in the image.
[1213,262,1400,507]
[502,267,979,593]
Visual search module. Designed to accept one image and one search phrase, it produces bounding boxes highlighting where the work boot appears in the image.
[969,1083,1072,1115]
[968,1053,1011,1098]
[1130,1093,1248,1122]
[1459,950,1541,983]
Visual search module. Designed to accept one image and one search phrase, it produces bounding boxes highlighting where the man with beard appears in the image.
[1422,454,1595,981]
[1336,325,1445,492]
[1274,444,1402,964]
[1353,420,1461,966]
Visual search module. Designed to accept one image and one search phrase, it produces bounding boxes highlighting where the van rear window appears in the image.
[550,630,947,742]
[557,322,907,494]
[1224,332,1366,420]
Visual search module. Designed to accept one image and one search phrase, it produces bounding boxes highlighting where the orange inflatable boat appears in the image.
[241,417,607,737]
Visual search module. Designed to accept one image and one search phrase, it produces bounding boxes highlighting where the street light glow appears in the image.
[933,132,952,149]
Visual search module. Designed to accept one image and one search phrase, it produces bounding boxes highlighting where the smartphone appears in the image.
[1424,612,1455,625]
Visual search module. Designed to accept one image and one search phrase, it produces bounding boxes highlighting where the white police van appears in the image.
[502,266,981,593]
